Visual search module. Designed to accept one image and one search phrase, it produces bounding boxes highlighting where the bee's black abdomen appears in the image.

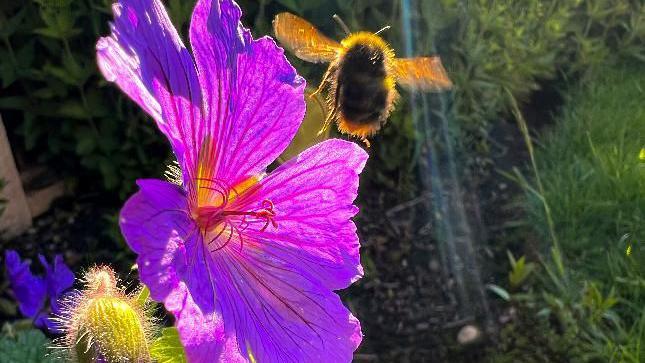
[337,44,389,126]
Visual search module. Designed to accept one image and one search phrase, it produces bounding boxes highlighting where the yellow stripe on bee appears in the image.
[337,117,383,138]
[383,75,396,90]
[340,32,393,54]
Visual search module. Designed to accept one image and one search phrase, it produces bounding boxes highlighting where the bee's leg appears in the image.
[309,65,334,99]
[317,81,341,136]
[314,90,329,130]
[317,107,336,136]
[309,80,326,99]
[361,138,371,148]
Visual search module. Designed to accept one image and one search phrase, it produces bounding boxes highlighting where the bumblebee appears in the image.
[273,12,453,144]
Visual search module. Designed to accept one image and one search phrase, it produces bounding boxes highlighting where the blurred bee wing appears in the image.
[273,12,342,63]
[393,57,453,91]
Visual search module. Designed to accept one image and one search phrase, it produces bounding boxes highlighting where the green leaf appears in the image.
[85,90,109,118]
[75,128,96,155]
[486,283,511,302]
[42,63,78,86]
[22,113,41,150]
[0,329,60,363]
[55,100,87,119]
[0,8,27,38]
[0,96,30,109]
[33,27,64,40]
[508,253,536,289]
[31,87,58,99]
[150,327,187,363]
[536,307,552,318]
[506,250,517,268]
[0,62,17,88]
[62,53,91,86]
[0,298,17,315]
[15,40,36,69]
[135,286,151,308]
[33,0,74,7]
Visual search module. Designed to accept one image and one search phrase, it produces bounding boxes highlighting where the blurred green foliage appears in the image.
[507,252,536,290]
[0,328,59,363]
[447,0,645,147]
[489,247,643,362]
[491,64,645,363]
[0,0,167,197]
[496,246,644,363]
[490,311,585,363]
[531,64,644,362]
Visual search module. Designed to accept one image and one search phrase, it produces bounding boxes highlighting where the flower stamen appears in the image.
[208,222,236,253]
[200,198,277,253]
[222,199,278,232]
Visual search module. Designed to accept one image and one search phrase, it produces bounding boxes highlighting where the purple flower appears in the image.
[97,0,367,361]
[4,250,74,333]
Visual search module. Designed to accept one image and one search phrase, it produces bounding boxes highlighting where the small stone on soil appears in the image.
[457,325,482,345]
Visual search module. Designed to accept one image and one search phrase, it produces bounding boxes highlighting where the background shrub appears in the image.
[0,0,168,197]
[446,0,645,146]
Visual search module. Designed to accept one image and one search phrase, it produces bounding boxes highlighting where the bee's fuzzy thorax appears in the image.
[340,32,395,72]
[340,32,394,57]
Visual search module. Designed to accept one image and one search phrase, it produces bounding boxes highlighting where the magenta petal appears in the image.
[119,179,192,303]
[165,282,247,362]
[210,247,363,362]
[97,0,203,168]
[189,0,306,185]
[96,35,162,123]
[238,139,368,290]
[195,140,368,362]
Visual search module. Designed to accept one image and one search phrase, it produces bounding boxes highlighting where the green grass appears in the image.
[528,64,644,276]
[518,63,645,362]
[490,63,644,363]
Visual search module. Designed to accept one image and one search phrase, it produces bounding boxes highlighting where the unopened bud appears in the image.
[56,266,154,362]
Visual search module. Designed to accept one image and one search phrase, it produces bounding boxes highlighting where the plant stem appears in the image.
[505,88,560,253]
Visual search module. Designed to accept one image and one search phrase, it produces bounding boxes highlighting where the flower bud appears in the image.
[57,266,154,363]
